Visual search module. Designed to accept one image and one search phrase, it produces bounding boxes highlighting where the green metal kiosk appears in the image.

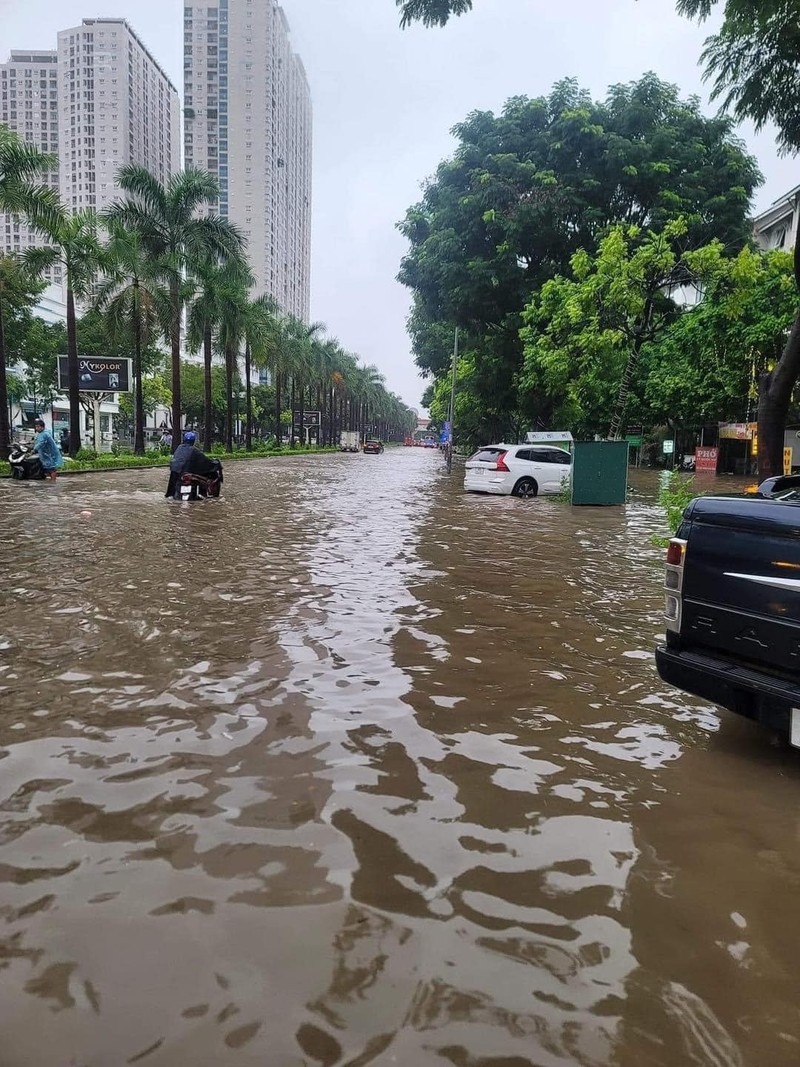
[571,440,629,506]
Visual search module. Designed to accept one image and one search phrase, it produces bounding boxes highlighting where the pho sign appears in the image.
[58,356,132,393]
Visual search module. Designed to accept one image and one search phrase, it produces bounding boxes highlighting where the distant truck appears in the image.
[339,430,360,452]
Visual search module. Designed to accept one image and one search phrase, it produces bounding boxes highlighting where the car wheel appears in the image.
[513,477,538,499]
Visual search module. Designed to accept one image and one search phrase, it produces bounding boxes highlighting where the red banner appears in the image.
[695,446,719,473]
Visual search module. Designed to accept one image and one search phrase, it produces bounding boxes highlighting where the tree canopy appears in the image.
[398,74,761,440]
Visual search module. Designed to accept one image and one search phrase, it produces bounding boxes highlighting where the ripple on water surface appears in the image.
[1,457,800,1066]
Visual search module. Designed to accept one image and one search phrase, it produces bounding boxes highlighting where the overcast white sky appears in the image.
[1,0,797,410]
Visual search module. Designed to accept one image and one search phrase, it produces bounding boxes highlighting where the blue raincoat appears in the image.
[33,429,64,471]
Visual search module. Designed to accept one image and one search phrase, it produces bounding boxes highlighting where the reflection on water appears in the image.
[1,455,800,1065]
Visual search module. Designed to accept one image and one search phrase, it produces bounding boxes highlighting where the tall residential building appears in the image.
[0,20,180,276]
[57,19,181,214]
[184,1,312,321]
[0,51,61,283]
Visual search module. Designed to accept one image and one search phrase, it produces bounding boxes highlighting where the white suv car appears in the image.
[464,443,572,498]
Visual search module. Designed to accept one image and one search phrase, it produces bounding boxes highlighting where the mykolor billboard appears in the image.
[58,357,131,393]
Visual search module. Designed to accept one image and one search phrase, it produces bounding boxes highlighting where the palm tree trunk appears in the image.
[290,377,296,446]
[298,378,305,447]
[170,281,181,453]
[275,370,282,445]
[132,281,145,456]
[66,283,81,455]
[0,293,10,460]
[244,339,252,451]
[203,322,213,452]
[224,340,234,453]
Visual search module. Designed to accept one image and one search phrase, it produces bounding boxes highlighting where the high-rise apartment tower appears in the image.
[57,19,180,213]
[0,50,61,282]
[0,20,180,277]
[184,1,312,321]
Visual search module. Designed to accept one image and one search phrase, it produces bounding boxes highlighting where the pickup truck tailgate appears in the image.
[680,496,800,672]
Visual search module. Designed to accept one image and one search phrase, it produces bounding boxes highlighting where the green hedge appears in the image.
[0,446,338,478]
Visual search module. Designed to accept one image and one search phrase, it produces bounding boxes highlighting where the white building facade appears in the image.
[752,185,800,253]
[0,50,61,285]
[57,18,180,214]
[183,0,312,321]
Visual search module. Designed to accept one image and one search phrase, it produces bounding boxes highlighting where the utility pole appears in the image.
[446,326,458,474]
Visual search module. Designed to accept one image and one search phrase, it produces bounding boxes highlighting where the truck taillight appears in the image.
[666,540,685,566]
[664,538,687,633]
[496,451,510,472]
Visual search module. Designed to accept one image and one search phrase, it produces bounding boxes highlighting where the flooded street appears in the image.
[2,448,800,1067]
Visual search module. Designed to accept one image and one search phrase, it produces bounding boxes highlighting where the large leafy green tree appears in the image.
[396,0,473,26]
[676,0,800,476]
[643,247,798,427]
[0,126,58,458]
[107,166,244,449]
[520,221,722,437]
[398,75,761,438]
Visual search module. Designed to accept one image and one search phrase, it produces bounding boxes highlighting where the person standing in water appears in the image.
[32,418,64,482]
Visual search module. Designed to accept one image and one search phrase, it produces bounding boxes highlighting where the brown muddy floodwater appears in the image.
[1,451,799,1067]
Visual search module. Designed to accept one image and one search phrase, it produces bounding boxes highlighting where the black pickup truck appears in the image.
[655,476,800,743]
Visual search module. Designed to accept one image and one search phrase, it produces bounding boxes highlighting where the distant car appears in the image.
[464,443,572,498]
[363,439,384,454]
[423,436,437,448]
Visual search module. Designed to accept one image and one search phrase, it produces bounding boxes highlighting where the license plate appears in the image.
[791,708,800,748]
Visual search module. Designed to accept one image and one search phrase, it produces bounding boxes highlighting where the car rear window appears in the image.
[471,448,504,463]
[530,448,571,464]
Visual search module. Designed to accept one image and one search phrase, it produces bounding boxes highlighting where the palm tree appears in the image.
[241,294,279,450]
[188,256,250,451]
[94,223,171,454]
[0,126,59,459]
[42,208,104,454]
[265,313,304,446]
[288,319,324,446]
[216,267,252,453]
[106,165,244,449]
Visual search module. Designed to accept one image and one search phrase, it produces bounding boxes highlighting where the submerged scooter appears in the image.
[8,442,46,480]
[172,461,224,501]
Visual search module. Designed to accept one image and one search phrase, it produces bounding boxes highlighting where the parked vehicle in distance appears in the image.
[656,474,800,745]
[404,435,413,446]
[363,439,384,454]
[340,430,360,452]
[464,444,572,498]
[423,436,437,449]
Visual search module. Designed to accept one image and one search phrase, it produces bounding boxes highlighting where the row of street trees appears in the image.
[396,0,800,478]
[0,130,415,459]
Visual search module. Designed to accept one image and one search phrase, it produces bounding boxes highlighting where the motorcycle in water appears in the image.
[168,458,224,501]
[9,442,46,481]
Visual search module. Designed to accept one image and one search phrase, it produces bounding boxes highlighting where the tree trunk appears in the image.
[298,378,305,447]
[275,370,282,445]
[203,322,213,452]
[224,340,234,453]
[133,282,145,456]
[0,294,10,460]
[758,316,800,480]
[170,281,181,453]
[757,229,800,481]
[244,339,252,451]
[290,377,296,446]
[66,283,81,455]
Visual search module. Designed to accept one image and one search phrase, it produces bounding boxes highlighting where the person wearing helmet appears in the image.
[165,431,222,499]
